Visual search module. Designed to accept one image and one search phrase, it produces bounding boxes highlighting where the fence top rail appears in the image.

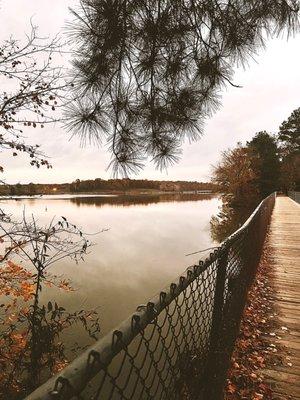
[25,192,276,400]
[221,192,276,246]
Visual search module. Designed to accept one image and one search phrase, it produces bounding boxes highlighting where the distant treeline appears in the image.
[0,178,217,196]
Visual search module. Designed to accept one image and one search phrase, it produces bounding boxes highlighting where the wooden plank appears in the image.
[260,196,300,399]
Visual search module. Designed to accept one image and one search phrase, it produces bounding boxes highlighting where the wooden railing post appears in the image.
[203,248,228,400]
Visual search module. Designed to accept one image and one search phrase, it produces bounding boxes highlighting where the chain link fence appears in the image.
[288,191,300,204]
[26,193,276,400]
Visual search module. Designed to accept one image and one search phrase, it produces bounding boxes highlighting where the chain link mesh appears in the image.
[26,193,276,400]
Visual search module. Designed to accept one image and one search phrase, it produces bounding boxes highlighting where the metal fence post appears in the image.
[203,248,228,400]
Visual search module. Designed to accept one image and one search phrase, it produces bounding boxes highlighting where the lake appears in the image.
[1,193,221,355]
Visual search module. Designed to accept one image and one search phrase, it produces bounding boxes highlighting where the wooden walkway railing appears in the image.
[262,196,300,399]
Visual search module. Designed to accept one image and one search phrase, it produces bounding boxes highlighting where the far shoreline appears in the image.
[1,189,217,200]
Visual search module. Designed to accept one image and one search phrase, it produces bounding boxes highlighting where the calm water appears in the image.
[2,193,220,352]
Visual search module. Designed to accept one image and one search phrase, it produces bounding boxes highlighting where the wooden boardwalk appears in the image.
[262,196,300,399]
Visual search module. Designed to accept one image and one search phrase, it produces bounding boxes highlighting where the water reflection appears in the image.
[1,193,220,397]
[70,193,213,207]
[210,195,259,243]
[2,194,220,336]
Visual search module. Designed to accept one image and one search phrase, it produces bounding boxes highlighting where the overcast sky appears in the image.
[1,0,300,184]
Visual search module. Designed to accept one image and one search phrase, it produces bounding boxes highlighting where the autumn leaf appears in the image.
[227,382,237,394]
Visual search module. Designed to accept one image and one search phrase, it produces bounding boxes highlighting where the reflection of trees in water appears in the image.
[0,215,100,399]
[70,193,214,207]
[210,202,252,243]
[210,195,259,243]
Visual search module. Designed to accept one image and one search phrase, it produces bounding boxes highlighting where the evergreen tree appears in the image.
[279,107,300,156]
[278,108,300,190]
[247,131,280,197]
[66,0,300,175]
